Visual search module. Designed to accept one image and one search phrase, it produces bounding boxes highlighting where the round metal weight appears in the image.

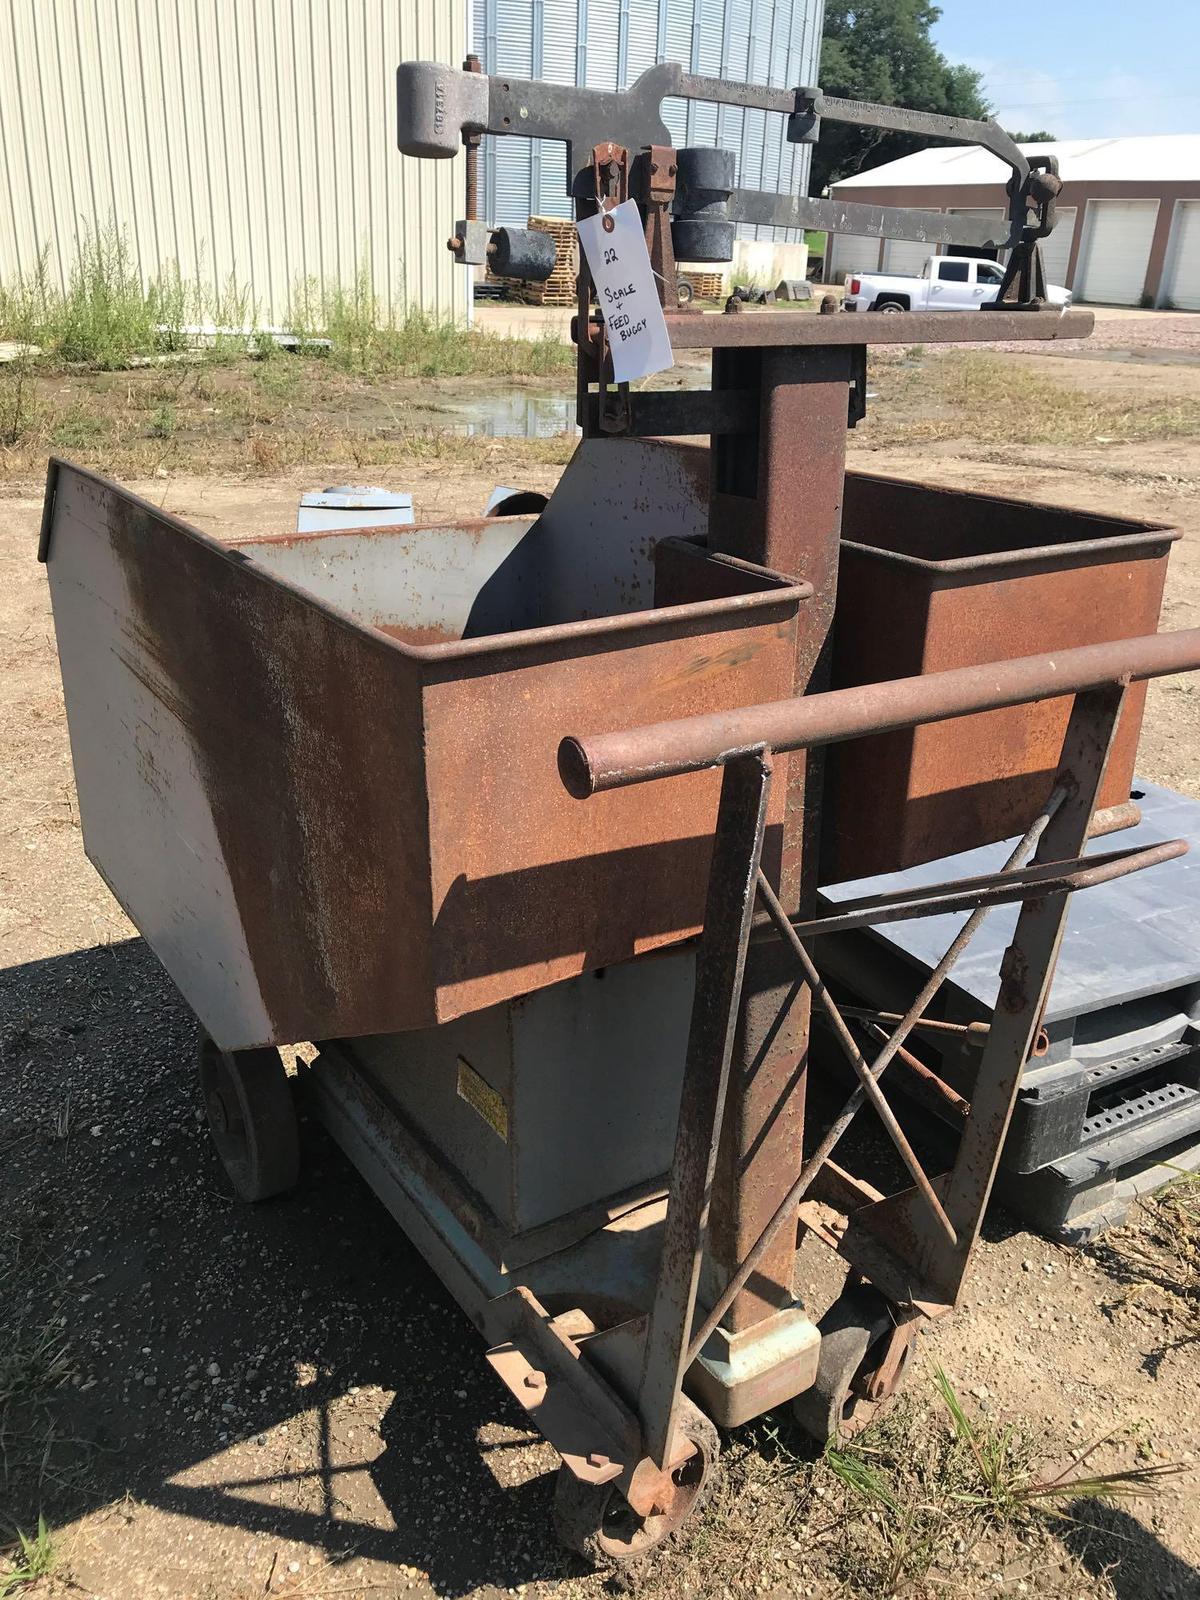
[553,1396,719,1566]
[671,218,736,265]
[488,226,558,282]
[792,1287,914,1444]
[198,1033,300,1202]
[675,146,736,213]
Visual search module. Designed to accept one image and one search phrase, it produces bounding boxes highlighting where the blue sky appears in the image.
[932,3,1199,139]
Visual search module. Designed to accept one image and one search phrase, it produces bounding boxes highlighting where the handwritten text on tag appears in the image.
[576,201,674,383]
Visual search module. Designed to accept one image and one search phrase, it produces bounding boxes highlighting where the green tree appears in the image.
[1006,129,1057,142]
[810,2,990,195]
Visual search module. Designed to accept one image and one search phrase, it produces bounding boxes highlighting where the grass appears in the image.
[930,1365,1187,1517]
[0,226,573,379]
[0,1518,55,1596]
[0,1320,71,1412]
[802,1369,1191,1597]
[0,352,579,483]
[0,228,575,482]
[865,349,1200,448]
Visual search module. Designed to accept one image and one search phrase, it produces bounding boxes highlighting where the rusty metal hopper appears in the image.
[41,460,809,1051]
[825,472,1179,880]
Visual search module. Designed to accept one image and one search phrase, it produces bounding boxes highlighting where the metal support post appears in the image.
[701,344,855,1335]
[637,752,772,1470]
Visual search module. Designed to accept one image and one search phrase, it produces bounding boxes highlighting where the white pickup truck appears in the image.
[843,255,1071,313]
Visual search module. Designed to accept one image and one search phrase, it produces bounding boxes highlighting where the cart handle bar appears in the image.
[558,628,1200,799]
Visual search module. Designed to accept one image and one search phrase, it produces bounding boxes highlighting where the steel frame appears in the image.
[557,631,1200,1485]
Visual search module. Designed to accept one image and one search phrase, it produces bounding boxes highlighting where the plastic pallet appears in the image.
[815,779,1200,1174]
[991,1099,1200,1244]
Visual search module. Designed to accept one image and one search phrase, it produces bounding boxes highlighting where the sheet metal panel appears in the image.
[0,0,465,322]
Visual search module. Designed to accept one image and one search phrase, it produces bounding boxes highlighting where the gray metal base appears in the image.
[691,1305,820,1428]
[300,1046,821,1427]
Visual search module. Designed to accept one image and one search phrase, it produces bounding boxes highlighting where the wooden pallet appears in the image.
[680,269,727,300]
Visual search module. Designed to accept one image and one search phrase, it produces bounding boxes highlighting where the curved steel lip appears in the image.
[841,528,1180,575]
[46,460,812,667]
[233,513,813,660]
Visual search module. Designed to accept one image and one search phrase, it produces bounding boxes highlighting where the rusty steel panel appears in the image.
[42,460,807,1050]
[825,472,1179,879]
[42,462,434,1052]
[663,306,1095,350]
[420,602,801,1022]
[557,628,1200,796]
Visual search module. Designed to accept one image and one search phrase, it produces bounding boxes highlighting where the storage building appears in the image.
[827,135,1200,309]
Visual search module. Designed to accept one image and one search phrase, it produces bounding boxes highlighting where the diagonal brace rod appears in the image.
[756,870,959,1247]
[684,785,1066,1368]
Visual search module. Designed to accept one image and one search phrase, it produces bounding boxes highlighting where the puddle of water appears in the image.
[408,366,713,438]
[414,389,577,438]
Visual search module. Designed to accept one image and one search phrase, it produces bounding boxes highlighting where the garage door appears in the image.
[1040,207,1076,291]
[1075,200,1159,306]
[830,233,882,280]
[944,208,1005,259]
[882,235,933,276]
[1162,201,1200,311]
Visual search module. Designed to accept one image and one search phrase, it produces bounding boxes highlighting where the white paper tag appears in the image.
[576,200,675,383]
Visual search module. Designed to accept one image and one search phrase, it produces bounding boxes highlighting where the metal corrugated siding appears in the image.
[470,0,822,235]
[492,0,535,224]
[586,0,621,92]
[661,0,691,144]
[0,0,466,323]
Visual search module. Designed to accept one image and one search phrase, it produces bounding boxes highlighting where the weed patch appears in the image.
[0,1517,56,1596]
[864,349,1200,447]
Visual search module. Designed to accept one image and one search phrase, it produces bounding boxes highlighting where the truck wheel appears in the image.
[553,1396,718,1566]
[873,298,907,314]
[198,1033,300,1201]
[793,1287,914,1444]
[676,277,695,307]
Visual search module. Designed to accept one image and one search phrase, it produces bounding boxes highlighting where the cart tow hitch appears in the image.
[483,1286,690,1517]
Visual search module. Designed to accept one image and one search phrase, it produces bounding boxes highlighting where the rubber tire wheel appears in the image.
[792,1286,909,1445]
[874,298,907,313]
[198,1033,300,1202]
[676,277,695,307]
[553,1395,718,1567]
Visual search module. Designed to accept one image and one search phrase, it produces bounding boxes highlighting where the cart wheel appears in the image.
[198,1033,300,1202]
[553,1396,718,1566]
[676,276,695,307]
[793,1286,913,1445]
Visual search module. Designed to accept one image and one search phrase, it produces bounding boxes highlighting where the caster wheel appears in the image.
[793,1286,914,1445]
[553,1395,718,1566]
[198,1032,300,1202]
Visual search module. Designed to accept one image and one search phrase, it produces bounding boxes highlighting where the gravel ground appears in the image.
[949,313,1200,361]
[3,342,1200,1600]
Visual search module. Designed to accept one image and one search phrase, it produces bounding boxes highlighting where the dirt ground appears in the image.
[2,333,1199,1600]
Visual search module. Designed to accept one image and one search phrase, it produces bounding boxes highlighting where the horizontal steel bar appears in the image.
[864,1023,971,1123]
[815,93,1029,183]
[661,306,1094,351]
[581,388,756,436]
[676,71,796,115]
[730,190,1012,250]
[793,840,1188,938]
[558,628,1200,797]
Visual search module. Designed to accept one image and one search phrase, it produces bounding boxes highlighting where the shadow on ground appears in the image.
[0,938,579,1595]
[1059,1499,1200,1600]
